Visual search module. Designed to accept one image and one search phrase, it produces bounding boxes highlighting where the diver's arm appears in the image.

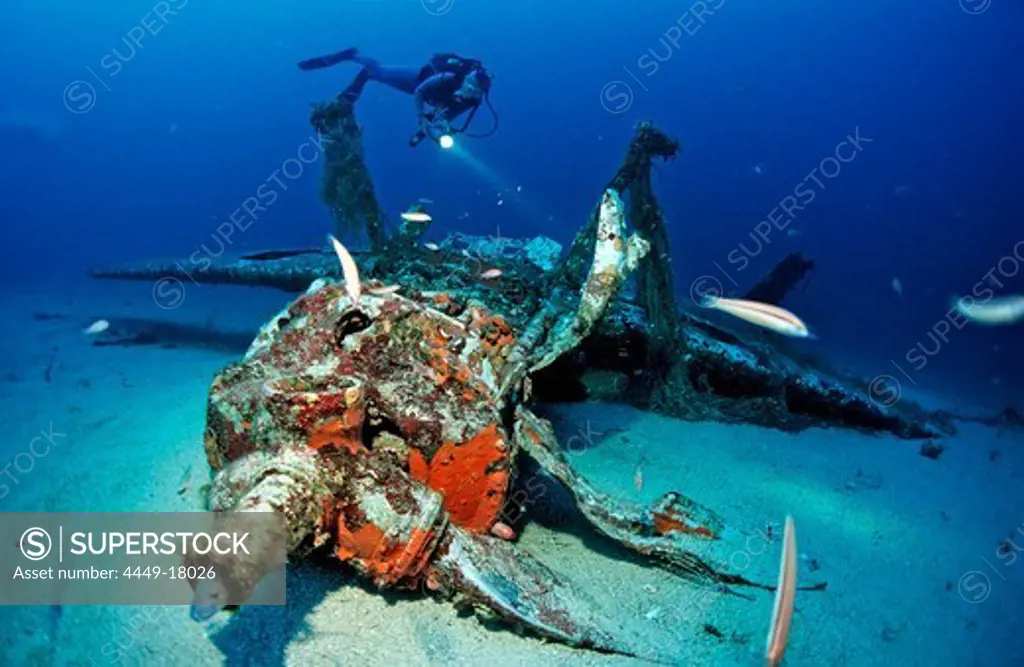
[423,116,451,141]
[414,73,457,117]
[414,74,455,132]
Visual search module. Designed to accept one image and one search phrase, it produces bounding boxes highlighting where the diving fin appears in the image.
[297,47,358,71]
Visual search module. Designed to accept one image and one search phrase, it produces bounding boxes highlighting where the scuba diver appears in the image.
[297,48,498,147]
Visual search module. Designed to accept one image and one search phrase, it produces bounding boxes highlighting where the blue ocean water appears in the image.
[1,1,1022,665]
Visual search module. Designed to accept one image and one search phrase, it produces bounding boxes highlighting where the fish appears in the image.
[400,211,432,224]
[83,319,110,335]
[43,347,57,383]
[328,234,361,304]
[367,284,401,295]
[953,294,1024,326]
[417,198,434,205]
[892,278,903,298]
[177,464,193,497]
[423,242,441,252]
[490,521,516,541]
[480,268,503,280]
[786,229,802,239]
[702,297,813,338]
[633,454,647,491]
[765,515,797,667]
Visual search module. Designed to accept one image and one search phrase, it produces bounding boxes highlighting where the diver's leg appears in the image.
[339,68,372,102]
[364,65,422,95]
[341,57,422,98]
[297,47,359,71]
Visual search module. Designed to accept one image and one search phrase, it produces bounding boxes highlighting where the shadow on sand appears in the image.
[208,555,446,666]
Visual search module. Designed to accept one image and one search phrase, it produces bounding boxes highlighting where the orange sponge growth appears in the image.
[334,516,436,586]
[649,492,721,540]
[409,424,509,533]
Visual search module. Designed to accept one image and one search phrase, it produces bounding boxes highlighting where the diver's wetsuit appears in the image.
[342,57,423,99]
[298,49,482,124]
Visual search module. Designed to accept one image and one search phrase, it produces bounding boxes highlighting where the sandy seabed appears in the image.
[0,279,1020,666]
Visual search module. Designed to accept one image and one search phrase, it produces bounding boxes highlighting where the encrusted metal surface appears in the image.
[190,191,678,657]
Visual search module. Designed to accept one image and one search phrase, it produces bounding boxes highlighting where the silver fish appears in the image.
[954,294,1024,326]
[328,235,361,305]
[765,516,797,667]
[400,211,433,224]
[83,319,109,335]
[703,297,813,338]
[633,454,646,491]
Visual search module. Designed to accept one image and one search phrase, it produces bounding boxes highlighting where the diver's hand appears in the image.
[432,118,453,137]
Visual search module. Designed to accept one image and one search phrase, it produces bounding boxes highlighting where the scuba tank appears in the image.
[427,53,484,78]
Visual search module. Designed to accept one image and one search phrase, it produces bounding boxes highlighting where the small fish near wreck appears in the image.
[953,294,1024,326]
[702,297,814,339]
[177,464,193,497]
[765,516,798,667]
[633,453,647,491]
[328,234,361,304]
[83,319,110,335]
[400,211,433,224]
